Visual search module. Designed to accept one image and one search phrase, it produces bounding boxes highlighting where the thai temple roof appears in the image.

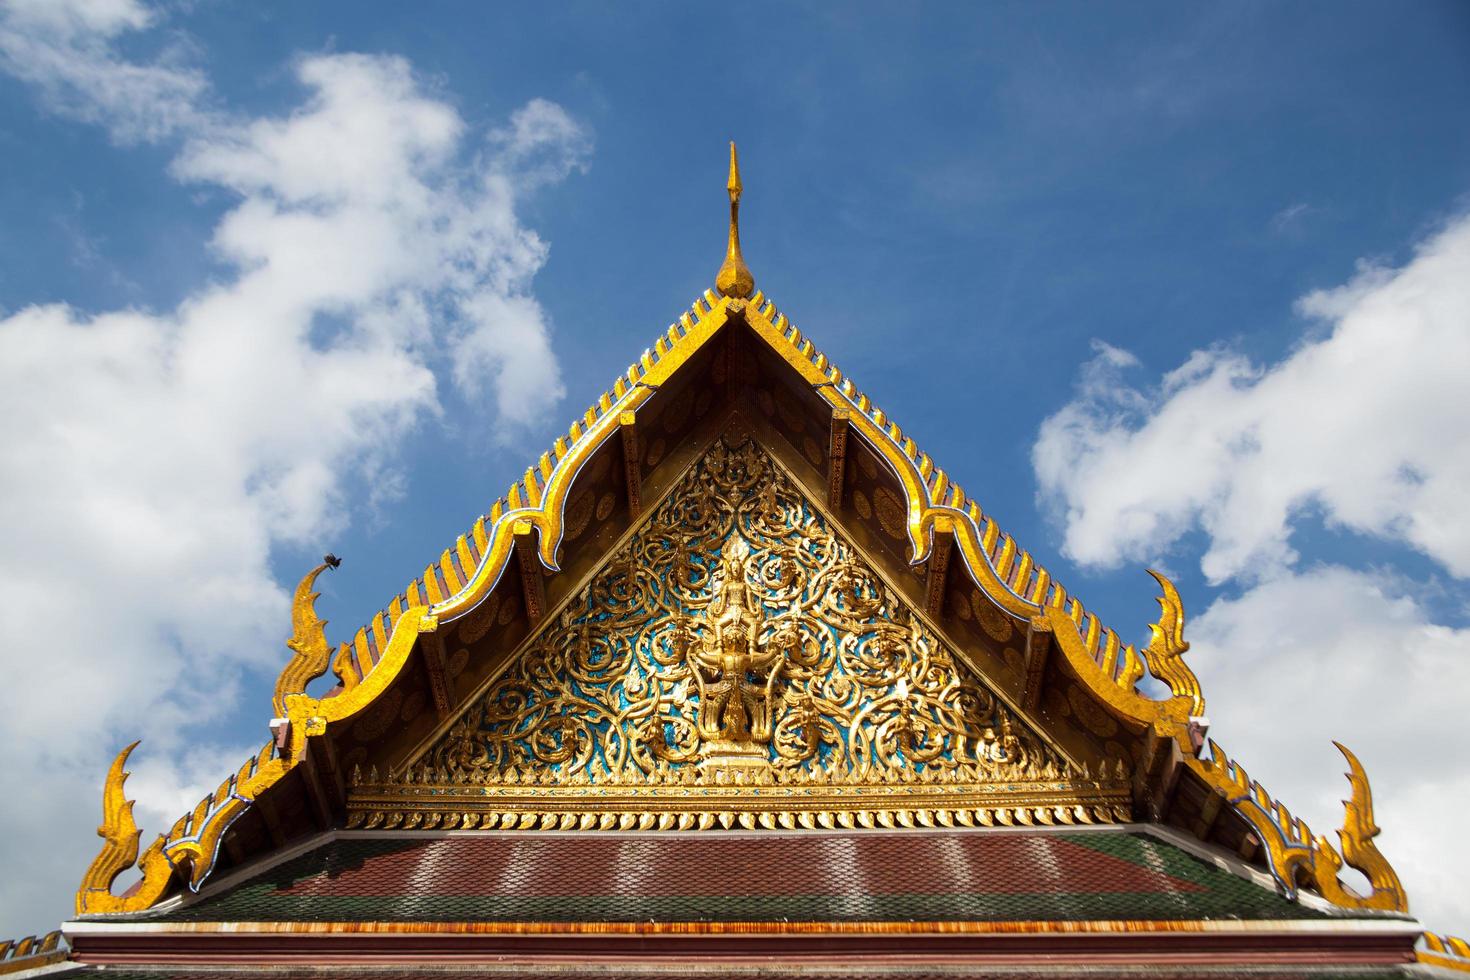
[136,828,1331,925]
[6,144,1467,979]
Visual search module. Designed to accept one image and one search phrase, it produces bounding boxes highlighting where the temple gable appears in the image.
[55,147,1436,979]
[346,431,1131,832]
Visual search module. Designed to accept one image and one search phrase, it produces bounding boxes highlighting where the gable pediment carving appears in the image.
[347,433,1131,831]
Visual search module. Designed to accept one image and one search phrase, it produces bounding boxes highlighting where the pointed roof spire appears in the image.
[715,141,755,300]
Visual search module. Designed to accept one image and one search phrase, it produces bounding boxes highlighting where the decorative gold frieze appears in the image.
[344,790,1133,834]
[346,753,1133,832]
[415,435,1076,801]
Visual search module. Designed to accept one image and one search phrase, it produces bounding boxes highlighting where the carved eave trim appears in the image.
[1421,933,1470,974]
[0,931,65,976]
[344,777,1134,834]
[826,407,849,510]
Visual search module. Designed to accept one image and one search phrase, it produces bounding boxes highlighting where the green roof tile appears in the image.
[147,829,1328,924]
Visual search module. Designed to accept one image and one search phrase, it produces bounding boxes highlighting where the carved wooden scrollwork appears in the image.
[430,435,1065,788]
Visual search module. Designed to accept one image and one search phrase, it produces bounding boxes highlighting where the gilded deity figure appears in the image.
[678,535,788,753]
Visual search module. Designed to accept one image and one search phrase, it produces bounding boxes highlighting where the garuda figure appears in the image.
[676,535,793,755]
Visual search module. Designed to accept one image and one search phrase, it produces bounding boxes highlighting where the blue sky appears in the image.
[1,0,1468,937]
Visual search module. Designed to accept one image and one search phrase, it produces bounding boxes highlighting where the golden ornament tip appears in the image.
[716,141,754,299]
[727,141,742,202]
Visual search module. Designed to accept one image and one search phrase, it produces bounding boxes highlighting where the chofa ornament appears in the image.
[1048,563,1407,914]
[1190,738,1407,911]
[74,742,173,915]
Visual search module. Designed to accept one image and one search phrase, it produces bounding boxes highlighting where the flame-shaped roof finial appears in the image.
[715,141,754,299]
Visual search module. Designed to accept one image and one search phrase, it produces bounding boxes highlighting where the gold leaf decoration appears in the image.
[1188,739,1408,913]
[1141,569,1204,717]
[428,435,1065,788]
[75,742,174,915]
[873,486,906,541]
[1310,742,1407,912]
[272,562,335,717]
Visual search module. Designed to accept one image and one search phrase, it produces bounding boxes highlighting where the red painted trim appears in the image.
[68,920,1420,969]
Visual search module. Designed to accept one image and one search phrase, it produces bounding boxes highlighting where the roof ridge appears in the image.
[326,288,726,695]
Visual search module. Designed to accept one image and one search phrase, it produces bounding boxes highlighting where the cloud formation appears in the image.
[1034,212,1470,926]
[1192,565,1470,928]
[0,0,587,934]
[0,0,208,142]
[1034,212,1470,584]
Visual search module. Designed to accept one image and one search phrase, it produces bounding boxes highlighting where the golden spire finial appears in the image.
[715,141,754,300]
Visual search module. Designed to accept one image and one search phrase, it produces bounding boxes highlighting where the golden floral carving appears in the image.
[498,595,520,625]
[971,592,1014,643]
[400,690,427,723]
[564,489,594,540]
[874,486,905,540]
[459,595,500,645]
[353,689,404,741]
[1068,685,1119,739]
[448,647,470,678]
[426,436,1067,790]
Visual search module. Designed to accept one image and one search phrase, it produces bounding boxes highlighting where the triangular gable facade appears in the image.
[346,431,1130,835]
[27,145,1467,978]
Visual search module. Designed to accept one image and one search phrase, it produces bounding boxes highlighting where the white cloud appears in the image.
[1033,212,1470,584]
[1270,202,1313,234]
[0,4,587,936]
[0,0,208,142]
[1034,212,1470,929]
[1192,565,1470,930]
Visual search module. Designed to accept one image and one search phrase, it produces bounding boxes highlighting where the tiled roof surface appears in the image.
[153,829,1323,923]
